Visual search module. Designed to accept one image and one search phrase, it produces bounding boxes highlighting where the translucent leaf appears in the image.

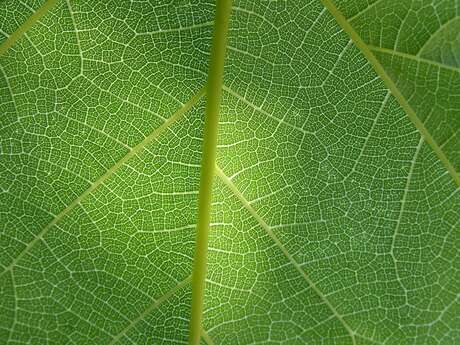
[1,1,458,344]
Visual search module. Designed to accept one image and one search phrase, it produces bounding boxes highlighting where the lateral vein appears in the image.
[369,45,460,74]
[321,0,460,187]
[0,88,205,277]
[201,328,216,345]
[108,275,192,345]
[0,0,57,56]
[215,165,358,345]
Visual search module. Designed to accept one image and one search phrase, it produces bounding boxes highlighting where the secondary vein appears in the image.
[369,45,460,74]
[108,275,192,345]
[215,165,358,345]
[0,88,205,278]
[321,0,460,187]
[0,0,57,56]
[201,328,216,345]
[188,1,232,344]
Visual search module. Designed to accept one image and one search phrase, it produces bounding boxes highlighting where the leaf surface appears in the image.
[0,1,459,344]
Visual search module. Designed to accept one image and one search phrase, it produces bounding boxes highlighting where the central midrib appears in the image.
[188,1,232,344]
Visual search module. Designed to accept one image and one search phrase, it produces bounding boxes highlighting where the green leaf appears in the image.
[0,1,458,345]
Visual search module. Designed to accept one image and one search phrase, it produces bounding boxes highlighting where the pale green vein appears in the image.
[0,0,57,56]
[65,0,83,75]
[188,1,232,344]
[0,88,205,278]
[6,270,17,343]
[389,136,424,302]
[369,45,460,74]
[134,21,215,36]
[215,165,358,345]
[108,275,192,345]
[201,328,216,345]
[322,0,460,187]
[0,64,18,113]
[417,16,460,56]
[356,334,384,345]
[347,0,385,22]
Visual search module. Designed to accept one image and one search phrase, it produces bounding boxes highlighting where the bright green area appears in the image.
[0,0,459,345]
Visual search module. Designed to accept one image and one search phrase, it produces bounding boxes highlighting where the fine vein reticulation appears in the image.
[0,0,459,344]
